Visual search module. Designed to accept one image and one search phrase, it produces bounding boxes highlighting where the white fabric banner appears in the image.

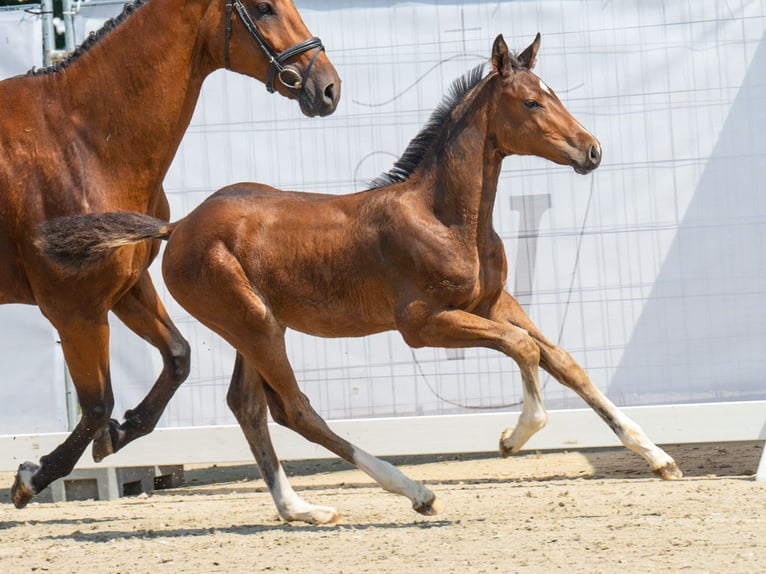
[1,1,764,434]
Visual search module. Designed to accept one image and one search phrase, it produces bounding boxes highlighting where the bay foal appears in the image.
[40,34,681,523]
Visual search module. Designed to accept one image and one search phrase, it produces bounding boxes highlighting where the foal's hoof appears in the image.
[282,504,342,525]
[413,494,443,516]
[11,461,39,509]
[498,427,518,458]
[652,461,683,480]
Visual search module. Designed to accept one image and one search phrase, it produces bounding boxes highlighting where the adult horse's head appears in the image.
[489,34,601,174]
[221,0,341,117]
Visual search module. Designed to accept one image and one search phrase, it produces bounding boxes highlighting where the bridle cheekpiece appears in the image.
[224,0,325,93]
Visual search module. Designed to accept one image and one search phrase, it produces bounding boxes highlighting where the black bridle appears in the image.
[224,0,325,93]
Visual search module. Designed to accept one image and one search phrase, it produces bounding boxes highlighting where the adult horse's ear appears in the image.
[491,34,512,77]
[517,33,541,70]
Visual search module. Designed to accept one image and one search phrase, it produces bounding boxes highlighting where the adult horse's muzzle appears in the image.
[297,68,341,117]
[225,0,340,117]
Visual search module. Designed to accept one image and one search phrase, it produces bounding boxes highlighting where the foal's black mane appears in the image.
[369,48,529,190]
[368,63,487,189]
[28,0,148,76]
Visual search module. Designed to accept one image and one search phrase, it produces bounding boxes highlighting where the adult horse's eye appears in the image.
[524,100,542,109]
[255,2,275,15]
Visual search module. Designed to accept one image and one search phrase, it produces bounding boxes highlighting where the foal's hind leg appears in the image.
[227,353,340,524]
[91,272,190,461]
[165,247,439,518]
[492,291,682,479]
[13,317,115,508]
[227,323,439,517]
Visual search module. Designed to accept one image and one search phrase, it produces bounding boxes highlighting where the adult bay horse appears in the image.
[39,34,682,524]
[2,0,340,508]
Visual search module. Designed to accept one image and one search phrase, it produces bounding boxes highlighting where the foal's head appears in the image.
[488,34,601,174]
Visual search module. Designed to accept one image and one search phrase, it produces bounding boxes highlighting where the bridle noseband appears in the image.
[224,0,325,93]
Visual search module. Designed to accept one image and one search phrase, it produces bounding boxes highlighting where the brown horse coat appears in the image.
[39,35,681,524]
[2,0,340,508]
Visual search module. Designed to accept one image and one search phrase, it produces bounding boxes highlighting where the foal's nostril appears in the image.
[588,144,602,166]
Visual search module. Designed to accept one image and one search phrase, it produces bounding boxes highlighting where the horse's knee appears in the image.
[511,333,540,369]
[169,338,191,383]
[267,400,290,427]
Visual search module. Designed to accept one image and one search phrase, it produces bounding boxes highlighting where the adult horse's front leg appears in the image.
[12,317,114,508]
[227,353,340,525]
[491,291,682,479]
[91,272,190,461]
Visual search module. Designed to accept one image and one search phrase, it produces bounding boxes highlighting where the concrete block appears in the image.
[49,465,184,502]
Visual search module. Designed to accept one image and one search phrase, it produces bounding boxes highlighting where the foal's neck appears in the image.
[49,0,216,179]
[429,88,502,235]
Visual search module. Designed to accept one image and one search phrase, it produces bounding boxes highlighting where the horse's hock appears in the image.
[44,465,184,503]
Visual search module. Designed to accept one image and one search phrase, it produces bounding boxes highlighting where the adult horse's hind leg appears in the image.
[492,291,682,479]
[91,272,190,461]
[227,353,340,524]
[12,317,115,508]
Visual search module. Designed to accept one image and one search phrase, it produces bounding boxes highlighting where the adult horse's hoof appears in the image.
[652,461,683,480]
[91,419,120,462]
[413,494,443,516]
[12,461,39,509]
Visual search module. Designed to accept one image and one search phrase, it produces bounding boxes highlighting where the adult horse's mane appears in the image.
[368,50,530,190]
[28,0,148,76]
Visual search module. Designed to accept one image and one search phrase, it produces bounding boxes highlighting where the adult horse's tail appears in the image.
[37,211,172,270]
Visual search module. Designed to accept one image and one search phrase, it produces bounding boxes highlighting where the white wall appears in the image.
[2,1,764,441]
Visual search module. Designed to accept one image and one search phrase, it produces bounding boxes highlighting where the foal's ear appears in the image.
[491,34,512,77]
[517,33,541,70]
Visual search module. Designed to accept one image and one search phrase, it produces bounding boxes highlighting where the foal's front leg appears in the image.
[398,304,548,455]
[226,353,340,525]
[491,291,682,479]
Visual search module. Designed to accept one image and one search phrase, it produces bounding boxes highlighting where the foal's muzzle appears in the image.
[574,143,602,174]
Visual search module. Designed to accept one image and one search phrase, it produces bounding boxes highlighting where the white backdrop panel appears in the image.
[1,1,764,435]
[0,7,42,77]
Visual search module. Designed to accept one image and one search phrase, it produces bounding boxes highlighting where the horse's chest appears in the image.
[424,252,500,309]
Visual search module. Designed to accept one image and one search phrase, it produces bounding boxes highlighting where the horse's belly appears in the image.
[276,294,394,339]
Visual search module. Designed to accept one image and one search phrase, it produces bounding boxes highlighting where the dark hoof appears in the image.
[91,419,120,462]
[652,461,683,480]
[12,461,39,509]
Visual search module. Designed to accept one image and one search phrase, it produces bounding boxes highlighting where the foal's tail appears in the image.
[37,211,173,271]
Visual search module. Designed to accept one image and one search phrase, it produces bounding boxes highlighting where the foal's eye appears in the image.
[255,2,275,15]
[524,100,542,109]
